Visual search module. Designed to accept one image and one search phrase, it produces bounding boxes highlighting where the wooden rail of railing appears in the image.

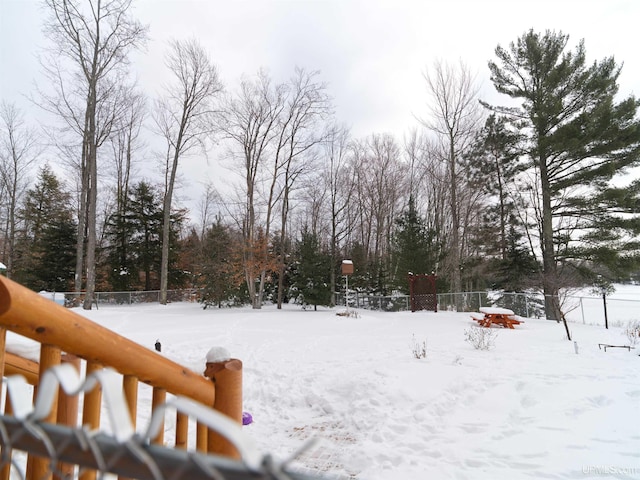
[0,276,243,480]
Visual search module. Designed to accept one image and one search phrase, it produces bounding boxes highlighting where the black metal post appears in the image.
[602,291,609,329]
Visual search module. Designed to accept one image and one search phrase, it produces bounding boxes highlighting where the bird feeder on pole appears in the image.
[341,260,354,314]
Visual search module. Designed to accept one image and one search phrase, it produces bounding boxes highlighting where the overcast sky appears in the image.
[1,0,639,210]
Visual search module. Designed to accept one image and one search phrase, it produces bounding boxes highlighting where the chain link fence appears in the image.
[334,292,411,312]
[42,289,201,307]
[336,290,640,326]
[41,288,640,327]
[335,291,542,316]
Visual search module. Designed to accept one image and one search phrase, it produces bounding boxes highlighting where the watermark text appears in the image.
[583,465,640,476]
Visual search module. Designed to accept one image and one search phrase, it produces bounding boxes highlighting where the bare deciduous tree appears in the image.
[41,0,147,309]
[0,102,40,278]
[219,68,330,309]
[350,133,407,291]
[218,70,285,308]
[403,128,430,203]
[421,59,483,295]
[196,182,222,240]
[110,88,145,217]
[153,38,222,305]
[321,123,353,305]
[218,68,330,308]
[273,68,331,308]
[106,86,146,280]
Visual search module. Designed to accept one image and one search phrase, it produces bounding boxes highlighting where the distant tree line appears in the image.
[1,2,639,319]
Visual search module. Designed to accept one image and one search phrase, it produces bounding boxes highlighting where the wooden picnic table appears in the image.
[472,307,522,329]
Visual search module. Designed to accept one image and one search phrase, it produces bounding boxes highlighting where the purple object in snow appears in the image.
[242,411,253,425]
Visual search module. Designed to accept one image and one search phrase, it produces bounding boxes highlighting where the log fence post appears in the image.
[27,344,61,480]
[203,347,242,459]
[196,422,209,452]
[151,387,167,445]
[122,375,139,426]
[175,412,189,449]
[80,361,103,480]
[55,354,81,480]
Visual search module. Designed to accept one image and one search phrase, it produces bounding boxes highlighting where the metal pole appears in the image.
[602,291,609,329]
[345,275,349,315]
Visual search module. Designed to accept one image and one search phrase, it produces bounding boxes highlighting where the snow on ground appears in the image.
[63,296,640,480]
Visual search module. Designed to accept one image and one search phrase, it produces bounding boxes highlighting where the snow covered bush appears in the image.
[411,334,427,359]
[624,320,640,346]
[464,326,498,350]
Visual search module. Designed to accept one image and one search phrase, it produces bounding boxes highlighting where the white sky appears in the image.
[1,0,639,209]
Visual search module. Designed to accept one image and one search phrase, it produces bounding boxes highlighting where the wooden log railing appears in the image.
[0,276,243,480]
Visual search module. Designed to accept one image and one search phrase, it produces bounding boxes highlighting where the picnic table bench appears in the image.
[598,343,633,352]
[470,307,522,329]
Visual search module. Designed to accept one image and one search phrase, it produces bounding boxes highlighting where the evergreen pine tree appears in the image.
[199,220,243,308]
[131,182,162,289]
[14,165,76,291]
[104,208,137,291]
[486,29,640,320]
[490,223,539,291]
[166,207,188,289]
[392,195,441,293]
[467,114,523,260]
[103,181,185,291]
[37,213,77,292]
[292,229,331,310]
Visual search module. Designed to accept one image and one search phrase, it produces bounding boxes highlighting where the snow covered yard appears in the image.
[69,301,640,480]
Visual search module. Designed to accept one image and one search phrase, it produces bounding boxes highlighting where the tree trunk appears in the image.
[74,132,89,294]
[160,153,179,305]
[82,80,98,310]
[540,155,562,322]
[7,168,17,279]
[449,135,462,300]
[83,155,97,310]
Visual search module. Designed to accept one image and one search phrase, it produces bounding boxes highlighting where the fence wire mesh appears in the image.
[44,288,640,326]
[336,291,640,326]
[0,367,333,480]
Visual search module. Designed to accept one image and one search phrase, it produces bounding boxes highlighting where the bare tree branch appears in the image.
[153,38,222,305]
[40,0,148,309]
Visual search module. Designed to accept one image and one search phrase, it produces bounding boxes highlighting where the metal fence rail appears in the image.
[334,293,410,312]
[336,291,640,326]
[43,288,640,327]
[43,289,200,307]
[334,291,541,316]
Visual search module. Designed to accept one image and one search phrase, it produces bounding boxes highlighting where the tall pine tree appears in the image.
[37,212,77,292]
[392,195,440,293]
[291,229,332,310]
[14,165,76,291]
[467,114,523,260]
[199,220,244,308]
[103,181,185,291]
[486,29,640,321]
